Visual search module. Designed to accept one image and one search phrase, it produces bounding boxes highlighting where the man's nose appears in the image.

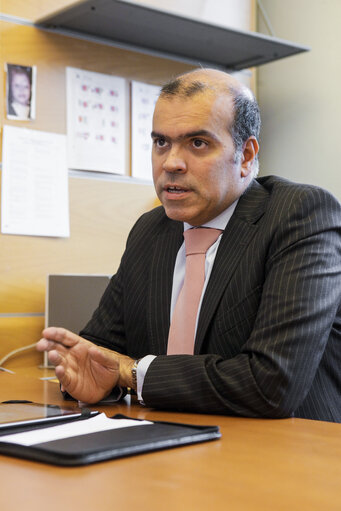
[162,147,186,173]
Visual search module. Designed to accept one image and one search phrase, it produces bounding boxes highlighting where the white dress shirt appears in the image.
[137,200,239,401]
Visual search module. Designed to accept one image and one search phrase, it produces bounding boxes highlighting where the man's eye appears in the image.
[154,138,167,148]
[192,139,207,148]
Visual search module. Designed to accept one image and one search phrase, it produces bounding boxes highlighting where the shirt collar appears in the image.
[183,198,239,232]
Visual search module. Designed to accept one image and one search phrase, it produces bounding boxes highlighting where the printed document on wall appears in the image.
[1,126,69,237]
[131,81,160,181]
[67,67,128,174]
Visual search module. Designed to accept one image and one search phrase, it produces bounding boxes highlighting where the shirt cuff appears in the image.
[137,354,156,403]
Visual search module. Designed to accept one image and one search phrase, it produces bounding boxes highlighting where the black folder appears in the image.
[0,413,221,466]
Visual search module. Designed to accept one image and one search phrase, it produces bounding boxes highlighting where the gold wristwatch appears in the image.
[131,359,140,391]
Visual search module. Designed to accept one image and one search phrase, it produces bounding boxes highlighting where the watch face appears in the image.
[131,359,140,391]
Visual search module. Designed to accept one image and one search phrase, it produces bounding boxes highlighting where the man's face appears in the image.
[11,73,31,105]
[152,92,252,226]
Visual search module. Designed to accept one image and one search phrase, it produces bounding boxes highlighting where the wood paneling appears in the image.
[0,316,44,366]
[0,20,193,155]
[0,175,157,314]
[0,16,190,365]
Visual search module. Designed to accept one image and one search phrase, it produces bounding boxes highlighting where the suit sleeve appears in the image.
[142,187,341,418]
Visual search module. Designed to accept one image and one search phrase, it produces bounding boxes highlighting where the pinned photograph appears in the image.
[6,63,36,121]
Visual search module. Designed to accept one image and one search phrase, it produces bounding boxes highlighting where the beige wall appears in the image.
[0,0,257,368]
[0,1,193,367]
[127,0,255,30]
[257,0,341,201]
[127,0,257,89]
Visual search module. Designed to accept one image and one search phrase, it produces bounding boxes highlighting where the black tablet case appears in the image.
[0,414,221,466]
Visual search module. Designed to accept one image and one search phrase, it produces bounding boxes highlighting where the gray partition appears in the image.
[45,274,111,333]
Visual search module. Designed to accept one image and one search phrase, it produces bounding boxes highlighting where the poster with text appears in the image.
[1,126,69,238]
[66,67,128,174]
[131,80,161,181]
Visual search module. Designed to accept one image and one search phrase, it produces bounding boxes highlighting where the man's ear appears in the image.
[241,137,259,177]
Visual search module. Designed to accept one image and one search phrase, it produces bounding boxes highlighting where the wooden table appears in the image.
[0,370,340,511]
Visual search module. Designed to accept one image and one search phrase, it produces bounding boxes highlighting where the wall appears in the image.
[0,0,194,368]
[257,0,341,200]
[0,0,256,370]
[128,0,255,31]
[128,0,257,90]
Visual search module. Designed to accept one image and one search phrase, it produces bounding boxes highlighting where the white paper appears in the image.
[131,80,161,181]
[67,67,128,174]
[1,126,69,237]
[0,413,152,446]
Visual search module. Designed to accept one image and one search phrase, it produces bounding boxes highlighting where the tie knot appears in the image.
[184,228,223,256]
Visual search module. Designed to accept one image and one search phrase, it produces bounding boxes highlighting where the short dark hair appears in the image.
[159,74,261,173]
[160,78,207,97]
[229,88,261,156]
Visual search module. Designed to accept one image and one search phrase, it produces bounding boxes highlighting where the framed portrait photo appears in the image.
[6,63,36,121]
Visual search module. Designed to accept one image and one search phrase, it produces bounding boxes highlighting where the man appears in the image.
[37,69,341,422]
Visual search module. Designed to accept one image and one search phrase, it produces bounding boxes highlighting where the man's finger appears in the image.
[41,327,82,348]
[47,349,65,367]
[55,365,70,388]
[36,338,67,352]
[36,338,50,352]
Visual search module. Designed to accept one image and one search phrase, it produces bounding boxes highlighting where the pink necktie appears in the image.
[167,228,223,355]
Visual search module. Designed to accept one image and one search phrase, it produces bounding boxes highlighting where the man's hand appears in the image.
[36,327,135,403]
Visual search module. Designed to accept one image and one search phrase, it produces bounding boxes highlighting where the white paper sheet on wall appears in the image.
[131,80,161,181]
[66,67,128,175]
[1,126,69,238]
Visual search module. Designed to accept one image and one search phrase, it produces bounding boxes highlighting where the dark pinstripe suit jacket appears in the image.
[81,176,341,422]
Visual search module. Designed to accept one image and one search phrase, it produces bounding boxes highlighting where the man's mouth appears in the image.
[164,185,188,194]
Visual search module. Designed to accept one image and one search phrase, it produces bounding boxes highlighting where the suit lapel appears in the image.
[147,219,183,354]
[195,180,269,353]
